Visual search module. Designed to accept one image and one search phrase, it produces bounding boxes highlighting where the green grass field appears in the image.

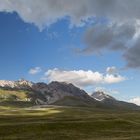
[0,106,140,140]
[0,89,30,101]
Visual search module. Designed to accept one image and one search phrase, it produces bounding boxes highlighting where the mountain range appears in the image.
[0,79,139,110]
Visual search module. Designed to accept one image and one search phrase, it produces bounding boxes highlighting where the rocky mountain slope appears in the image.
[91,91,139,110]
[32,81,98,106]
[0,79,139,109]
[0,80,98,107]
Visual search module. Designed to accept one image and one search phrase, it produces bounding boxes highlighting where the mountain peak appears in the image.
[91,91,116,101]
[0,80,15,88]
[16,79,33,86]
[0,80,139,109]
[48,81,73,87]
[0,79,33,89]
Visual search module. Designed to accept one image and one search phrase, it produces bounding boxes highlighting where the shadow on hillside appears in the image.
[1,105,140,140]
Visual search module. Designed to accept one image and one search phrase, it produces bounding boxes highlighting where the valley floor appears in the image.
[0,106,140,140]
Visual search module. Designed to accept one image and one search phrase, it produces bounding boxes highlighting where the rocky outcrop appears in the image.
[32,81,95,105]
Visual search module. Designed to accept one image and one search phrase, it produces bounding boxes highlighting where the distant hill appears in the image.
[91,91,139,110]
[0,79,139,110]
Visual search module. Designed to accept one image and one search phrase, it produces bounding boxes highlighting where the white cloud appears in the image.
[106,66,118,74]
[95,87,120,95]
[104,74,125,84]
[43,68,125,88]
[29,67,42,75]
[129,97,140,106]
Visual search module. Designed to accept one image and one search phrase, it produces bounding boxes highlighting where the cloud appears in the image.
[95,87,120,95]
[1,0,140,29]
[80,22,140,69]
[123,39,140,68]
[129,97,140,106]
[80,23,136,54]
[0,0,140,69]
[29,67,42,75]
[43,68,125,88]
[106,66,118,75]
[104,74,125,84]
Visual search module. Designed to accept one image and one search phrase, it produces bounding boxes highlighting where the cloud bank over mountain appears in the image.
[43,68,125,88]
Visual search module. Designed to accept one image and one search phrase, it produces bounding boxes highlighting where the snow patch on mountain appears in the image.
[91,91,116,101]
[0,79,33,89]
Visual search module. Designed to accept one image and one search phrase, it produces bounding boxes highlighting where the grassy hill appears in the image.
[0,89,34,107]
[52,96,97,107]
[0,89,30,101]
[0,106,140,139]
[0,88,140,139]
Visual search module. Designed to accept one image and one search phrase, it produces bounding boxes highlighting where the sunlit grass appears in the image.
[0,106,140,139]
[0,89,30,101]
[0,106,63,116]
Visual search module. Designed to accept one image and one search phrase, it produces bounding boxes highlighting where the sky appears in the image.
[0,0,140,104]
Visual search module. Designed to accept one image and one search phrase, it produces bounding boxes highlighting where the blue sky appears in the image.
[0,0,140,104]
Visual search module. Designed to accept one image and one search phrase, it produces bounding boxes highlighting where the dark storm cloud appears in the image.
[82,23,136,54]
[1,0,140,29]
[123,40,140,68]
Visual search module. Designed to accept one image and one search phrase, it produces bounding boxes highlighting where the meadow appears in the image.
[0,106,140,140]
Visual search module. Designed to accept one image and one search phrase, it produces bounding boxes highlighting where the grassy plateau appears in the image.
[0,105,140,140]
[0,89,140,140]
